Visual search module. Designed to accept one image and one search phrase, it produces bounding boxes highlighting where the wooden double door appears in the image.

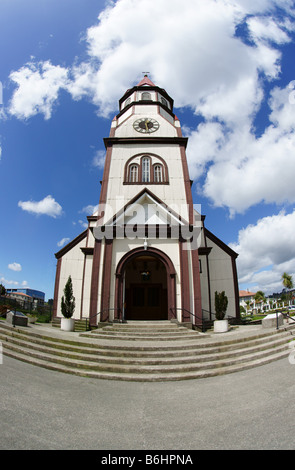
[125,283,168,320]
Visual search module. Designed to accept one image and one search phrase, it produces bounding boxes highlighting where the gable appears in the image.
[112,191,186,227]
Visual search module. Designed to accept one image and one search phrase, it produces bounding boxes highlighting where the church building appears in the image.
[53,75,239,329]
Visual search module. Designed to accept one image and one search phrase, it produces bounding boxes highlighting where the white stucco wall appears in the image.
[206,238,236,317]
[57,238,86,319]
[105,143,189,222]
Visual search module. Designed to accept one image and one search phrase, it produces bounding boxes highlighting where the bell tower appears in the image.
[99,75,194,221]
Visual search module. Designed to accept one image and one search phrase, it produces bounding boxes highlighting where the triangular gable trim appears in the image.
[55,230,87,259]
[205,228,239,259]
[103,188,189,227]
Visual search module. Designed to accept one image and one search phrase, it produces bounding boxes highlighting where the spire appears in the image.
[137,73,156,87]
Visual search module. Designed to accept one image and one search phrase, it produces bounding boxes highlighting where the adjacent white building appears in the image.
[53,76,239,328]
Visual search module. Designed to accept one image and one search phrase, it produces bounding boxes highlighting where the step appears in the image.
[1,345,290,382]
[0,330,290,367]
[0,321,293,381]
[0,323,291,357]
[80,322,201,341]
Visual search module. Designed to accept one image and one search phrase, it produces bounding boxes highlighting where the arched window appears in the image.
[124,154,169,185]
[124,97,131,108]
[161,97,168,107]
[142,157,150,182]
[129,164,138,182]
[141,92,151,101]
[154,164,163,183]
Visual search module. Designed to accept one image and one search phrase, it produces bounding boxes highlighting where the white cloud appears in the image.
[229,210,295,293]
[187,81,295,217]
[78,219,88,229]
[9,60,69,120]
[18,195,63,218]
[57,238,70,247]
[8,262,22,272]
[92,150,105,169]
[0,277,19,286]
[80,204,99,215]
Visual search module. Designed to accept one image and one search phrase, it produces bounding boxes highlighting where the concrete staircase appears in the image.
[0,320,294,382]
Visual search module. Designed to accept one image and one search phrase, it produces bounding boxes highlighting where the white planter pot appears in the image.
[214,319,228,333]
[61,317,75,332]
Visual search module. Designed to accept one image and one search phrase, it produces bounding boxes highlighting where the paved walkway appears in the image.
[1,321,295,450]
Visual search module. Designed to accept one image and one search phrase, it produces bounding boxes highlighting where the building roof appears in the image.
[239,290,256,297]
[7,292,32,299]
[136,74,156,87]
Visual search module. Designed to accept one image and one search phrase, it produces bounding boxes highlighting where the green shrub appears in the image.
[61,276,75,319]
[215,291,228,320]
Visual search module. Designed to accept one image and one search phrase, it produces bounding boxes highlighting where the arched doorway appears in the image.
[125,255,167,320]
[115,247,176,321]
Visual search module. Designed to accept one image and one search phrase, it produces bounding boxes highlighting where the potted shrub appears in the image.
[60,275,75,332]
[214,291,229,333]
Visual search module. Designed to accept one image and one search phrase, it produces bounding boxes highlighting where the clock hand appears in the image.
[145,119,150,132]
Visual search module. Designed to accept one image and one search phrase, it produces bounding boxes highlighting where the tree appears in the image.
[0,284,6,296]
[245,300,251,312]
[254,291,265,312]
[282,272,293,302]
[215,291,228,320]
[61,276,75,319]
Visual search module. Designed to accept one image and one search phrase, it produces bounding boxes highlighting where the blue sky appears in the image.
[1,0,295,300]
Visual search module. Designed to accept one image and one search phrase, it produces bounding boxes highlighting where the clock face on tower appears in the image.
[133,118,160,133]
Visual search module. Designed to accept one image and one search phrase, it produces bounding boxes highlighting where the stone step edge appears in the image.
[0,321,292,353]
[0,325,292,358]
[81,333,202,341]
[2,347,290,382]
[2,339,290,374]
[1,333,291,366]
[0,331,291,362]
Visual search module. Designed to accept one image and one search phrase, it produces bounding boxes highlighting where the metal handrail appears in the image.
[85,307,122,331]
[280,310,295,329]
[170,307,206,332]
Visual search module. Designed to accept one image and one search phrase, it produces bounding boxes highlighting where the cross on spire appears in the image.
[137,73,155,87]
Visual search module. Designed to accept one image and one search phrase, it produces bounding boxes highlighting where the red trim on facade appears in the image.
[191,248,203,325]
[99,145,113,207]
[179,241,191,322]
[232,256,240,319]
[52,258,62,319]
[179,145,194,224]
[89,239,102,326]
[100,239,113,319]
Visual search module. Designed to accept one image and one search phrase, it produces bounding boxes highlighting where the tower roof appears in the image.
[137,74,156,87]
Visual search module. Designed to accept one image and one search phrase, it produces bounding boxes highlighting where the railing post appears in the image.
[13,306,16,328]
